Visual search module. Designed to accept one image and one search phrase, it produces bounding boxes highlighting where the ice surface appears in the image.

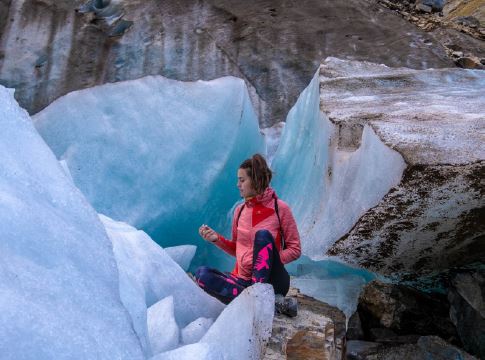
[0,85,143,358]
[99,215,225,330]
[149,284,273,360]
[200,283,275,360]
[151,342,223,360]
[181,317,214,345]
[147,296,180,354]
[272,70,406,258]
[319,57,485,165]
[165,245,197,272]
[34,75,264,272]
[287,256,376,320]
[261,121,285,165]
[292,276,366,320]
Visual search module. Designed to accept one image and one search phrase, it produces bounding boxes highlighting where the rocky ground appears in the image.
[345,270,484,359]
[268,270,484,359]
[264,287,346,360]
[376,0,485,68]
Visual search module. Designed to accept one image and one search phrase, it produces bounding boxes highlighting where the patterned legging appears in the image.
[195,229,289,304]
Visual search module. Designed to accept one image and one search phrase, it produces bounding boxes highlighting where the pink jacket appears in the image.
[214,187,301,281]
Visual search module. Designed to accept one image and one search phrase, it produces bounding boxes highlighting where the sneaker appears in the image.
[275,294,298,317]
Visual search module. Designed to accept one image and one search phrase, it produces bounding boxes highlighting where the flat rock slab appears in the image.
[323,58,484,276]
[263,288,346,360]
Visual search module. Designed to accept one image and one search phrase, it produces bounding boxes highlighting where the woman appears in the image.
[195,154,301,315]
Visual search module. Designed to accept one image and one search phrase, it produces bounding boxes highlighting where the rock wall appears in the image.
[0,0,453,126]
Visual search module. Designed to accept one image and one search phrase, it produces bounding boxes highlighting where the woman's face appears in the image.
[237,168,257,199]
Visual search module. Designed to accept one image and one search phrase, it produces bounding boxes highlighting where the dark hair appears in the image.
[239,154,272,194]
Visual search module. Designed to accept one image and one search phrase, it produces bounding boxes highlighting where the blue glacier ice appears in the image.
[34,75,265,271]
[33,69,387,326]
[0,60,397,359]
[147,296,180,354]
[100,214,224,355]
[181,317,214,345]
[165,245,197,271]
[271,69,406,258]
[0,86,144,359]
[151,284,273,360]
[150,343,223,360]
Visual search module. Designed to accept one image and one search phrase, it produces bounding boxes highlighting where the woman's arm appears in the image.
[209,204,243,257]
[278,201,301,264]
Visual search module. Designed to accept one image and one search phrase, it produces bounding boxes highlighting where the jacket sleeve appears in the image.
[212,204,240,257]
[278,201,301,264]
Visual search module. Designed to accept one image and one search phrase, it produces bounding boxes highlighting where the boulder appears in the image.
[417,0,445,11]
[455,56,485,69]
[263,288,346,360]
[416,3,433,13]
[357,280,458,343]
[448,270,485,359]
[346,336,478,360]
[454,16,481,28]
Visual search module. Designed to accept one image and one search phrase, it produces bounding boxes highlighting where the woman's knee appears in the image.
[254,229,274,245]
[195,266,211,280]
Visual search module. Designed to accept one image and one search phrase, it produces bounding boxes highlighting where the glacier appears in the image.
[0,60,402,358]
[0,86,144,359]
[152,284,273,360]
[34,75,265,271]
[32,70,380,322]
[0,80,279,359]
[271,69,406,258]
[164,245,197,272]
[147,296,180,354]
[100,214,225,357]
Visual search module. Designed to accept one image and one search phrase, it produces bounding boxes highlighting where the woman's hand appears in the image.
[199,224,218,243]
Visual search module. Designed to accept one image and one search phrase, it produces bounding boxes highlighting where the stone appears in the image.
[455,56,484,69]
[454,16,481,28]
[416,3,432,13]
[444,43,462,51]
[368,328,420,345]
[448,271,485,359]
[263,288,346,360]
[418,0,445,11]
[323,58,485,278]
[351,336,478,360]
[345,340,383,359]
[286,330,328,360]
[357,280,458,342]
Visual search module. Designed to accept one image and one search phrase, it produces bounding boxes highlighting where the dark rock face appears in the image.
[331,163,485,276]
[347,311,365,340]
[357,280,458,342]
[377,0,485,69]
[346,336,478,360]
[448,271,485,359]
[0,0,453,126]
[418,0,445,12]
[345,280,480,359]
